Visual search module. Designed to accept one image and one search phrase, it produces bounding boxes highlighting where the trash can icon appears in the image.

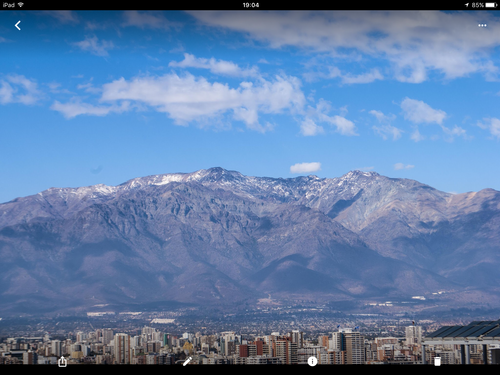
[434,356,441,366]
[58,356,67,367]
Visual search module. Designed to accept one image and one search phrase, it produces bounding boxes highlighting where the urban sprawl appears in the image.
[1,312,499,365]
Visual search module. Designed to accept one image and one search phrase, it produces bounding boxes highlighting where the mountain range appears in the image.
[1,167,499,315]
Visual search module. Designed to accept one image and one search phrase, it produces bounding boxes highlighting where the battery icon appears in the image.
[486,2,497,7]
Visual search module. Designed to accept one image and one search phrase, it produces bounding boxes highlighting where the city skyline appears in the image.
[1,316,497,365]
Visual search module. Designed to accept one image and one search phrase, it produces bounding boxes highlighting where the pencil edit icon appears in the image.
[183,357,192,366]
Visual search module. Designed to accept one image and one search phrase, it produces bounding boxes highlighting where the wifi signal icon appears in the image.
[18,2,24,6]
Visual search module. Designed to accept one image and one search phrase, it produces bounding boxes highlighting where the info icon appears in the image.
[308,356,318,366]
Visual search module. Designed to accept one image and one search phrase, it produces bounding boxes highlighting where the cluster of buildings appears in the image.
[1,324,500,365]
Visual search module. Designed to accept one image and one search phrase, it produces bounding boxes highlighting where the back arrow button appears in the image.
[15,21,20,30]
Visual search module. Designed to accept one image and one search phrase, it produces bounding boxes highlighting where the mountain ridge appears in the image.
[1,167,499,315]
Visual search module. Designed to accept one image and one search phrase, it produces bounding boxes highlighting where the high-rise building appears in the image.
[344,332,364,364]
[254,340,264,356]
[238,340,264,357]
[142,326,156,335]
[298,346,326,364]
[273,337,298,364]
[95,329,103,343]
[405,325,422,346]
[319,335,330,349]
[114,333,132,364]
[142,326,158,343]
[220,332,236,356]
[23,350,37,365]
[288,330,304,349]
[238,344,249,358]
[76,332,87,343]
[131,335,142,348]
[102,329,114,345]
[146,341,162,353]
[51,340,62,358]
[332,329,365,364]
[81,344,91,356]
[163,333,170,347]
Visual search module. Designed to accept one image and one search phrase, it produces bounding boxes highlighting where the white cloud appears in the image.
[189,11,500,82]
[305,66,383,84]
[169,53,259,77]
[0,81,13,103]
[45,11,79,24]
[50,99,131,119]
[394,163,414,170]
[410,128,425,142]
[0,75,42,105]
[300,118,324,136]
[477,118,500,139]
[400,97,446,124]
[338,68,383,84]
[328,115,358,136]
[303,98,358,136]
[73,36,114,57]
[369,109,396,123]
[121,11,181,30]
[439,124,468,142]
[400,99,467,141]
[373,125,403,140]
[290,162,321,174]
[46,82,72,94]
[52,73,305,132]
[369,110,401,140]
[369,110,386,122]
[77,82,101,94]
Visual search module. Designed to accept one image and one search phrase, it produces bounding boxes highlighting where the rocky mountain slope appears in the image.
[1,167,499,314]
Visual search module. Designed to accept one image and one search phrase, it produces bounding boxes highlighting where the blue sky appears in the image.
[1,10,500,203]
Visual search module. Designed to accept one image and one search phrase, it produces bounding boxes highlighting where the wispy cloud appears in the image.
[121,11,182,30]
[410,127,425,142]
[300,118,324,136]
[370,110,402,140]
[190,11,500,83]
[51,98,131,119]
[307,66,383,84]
[290,162,321,174]
[51,72,305,132]
[77,81,101,94]
[477,118,500,139]
[46,82,72,95]
[439,124,469,142]
[328,115,357,136]
[302,99,358,136]
[169,53,259,77]
[400,97,446,124]
[73,36,114,57]
[0,74,42,105]
[373,125,403,140]
[44,11,79,24]
[400,98,469,141]
[394,163,414,170]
